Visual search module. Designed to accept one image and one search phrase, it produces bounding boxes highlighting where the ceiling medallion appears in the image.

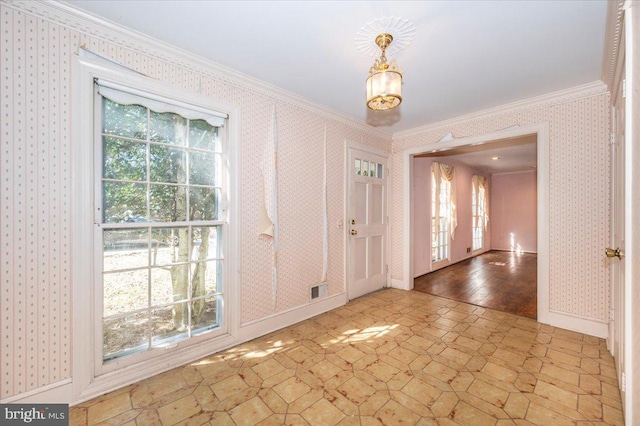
[356,17,415,111]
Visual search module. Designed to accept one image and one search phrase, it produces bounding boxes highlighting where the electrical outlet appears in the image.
[467,247,471,253]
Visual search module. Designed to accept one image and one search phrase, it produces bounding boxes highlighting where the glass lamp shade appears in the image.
[366,70,402,110]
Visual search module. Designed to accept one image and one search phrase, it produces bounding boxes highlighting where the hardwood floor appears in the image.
[414,250,537,319]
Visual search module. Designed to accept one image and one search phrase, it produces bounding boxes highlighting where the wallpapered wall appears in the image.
[390,89,610,324]
[490,171,538,253]
[0,2,390,399]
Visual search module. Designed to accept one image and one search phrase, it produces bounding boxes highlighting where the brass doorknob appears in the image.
[350,229,358,235]
[605,247,623,259]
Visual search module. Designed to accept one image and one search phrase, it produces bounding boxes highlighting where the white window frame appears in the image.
[72,56,239,402]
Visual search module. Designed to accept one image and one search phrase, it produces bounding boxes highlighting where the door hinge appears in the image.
[610,133,615,145]
[610,308,614,321]
[622,79,627,98]
[621,372,626,392]
[385,265,389,274]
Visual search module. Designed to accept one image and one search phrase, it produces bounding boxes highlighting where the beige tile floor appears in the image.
[70,289,624,425]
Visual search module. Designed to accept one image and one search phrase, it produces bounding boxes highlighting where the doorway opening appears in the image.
[401,123,549,322]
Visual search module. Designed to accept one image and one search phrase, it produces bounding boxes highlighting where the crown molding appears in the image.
[4,0,391,139]
[392,80,608,140]
[601,0,625,91]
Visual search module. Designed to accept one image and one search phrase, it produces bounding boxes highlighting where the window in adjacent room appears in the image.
[472,174,489,252]
[431,162,457,264]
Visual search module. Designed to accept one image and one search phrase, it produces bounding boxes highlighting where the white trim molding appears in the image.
[393,81,606,140]
[238,293,347,341]
[71,55,241,404]
[402,123,555,329]
[547,311,609,339]
[5,0,391,140]
[601,0,626,91]
[0,380,72,405]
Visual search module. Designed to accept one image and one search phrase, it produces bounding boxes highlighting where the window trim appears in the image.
[72,56,240,402]
[94,86,228,375]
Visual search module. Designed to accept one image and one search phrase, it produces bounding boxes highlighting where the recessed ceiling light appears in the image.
[491,156,500,160]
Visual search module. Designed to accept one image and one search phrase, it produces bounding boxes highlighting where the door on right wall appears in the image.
[609,56,626,408]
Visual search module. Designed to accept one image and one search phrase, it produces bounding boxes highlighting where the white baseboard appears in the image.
[390,278,411,290]
[413,248,492,278]
[238,292,347,342]
[0,379,72,404]
[3,294,348,406]
[543,310,609,338]
[74,333,238,404]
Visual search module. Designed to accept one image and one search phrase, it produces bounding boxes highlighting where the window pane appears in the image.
[362,161,369,177]
[103,181,147,223]
[189,120,220,152]
[102,98,147,140]
[191,260,222,296]
[150,227,188,266]
[369,162,377,178]
[99,89,226,364]
[103,137,146,181]
[189,151,218,186]
[151,264,189,306]
[150,184,187,222]
[354,159,361,175]
[191,296,221,335]
[377,163,383,179]
[149,111,187,145]
[150,145,186,184]
[191,226,220,261]
[152,303,189,347]
[103,312,149,360]
[103,270,149,317]
[103,229,149,271]
[190,187,219,221]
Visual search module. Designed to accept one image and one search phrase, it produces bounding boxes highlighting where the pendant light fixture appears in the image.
[366,33,403,111]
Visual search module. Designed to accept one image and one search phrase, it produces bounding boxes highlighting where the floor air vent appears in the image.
[310,283,327,300]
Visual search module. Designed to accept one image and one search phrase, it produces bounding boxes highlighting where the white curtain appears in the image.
[472,174,489,229]
[432,161,458,240]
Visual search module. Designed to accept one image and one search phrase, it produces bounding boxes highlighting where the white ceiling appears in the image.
[416,135,537,175]
[64,0,607,134]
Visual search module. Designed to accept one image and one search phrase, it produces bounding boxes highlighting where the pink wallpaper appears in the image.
[0,2,390,400]
[391,89,610,325]
[0,0,614,403]
[490,171,537,253]
[412,157,490,277]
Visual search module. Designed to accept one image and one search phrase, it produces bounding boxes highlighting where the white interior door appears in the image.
[348,148,388,300]
[609,62,626,405]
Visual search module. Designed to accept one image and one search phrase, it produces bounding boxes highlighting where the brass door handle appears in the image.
[350,229,358,235]
[605,247,623,259]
